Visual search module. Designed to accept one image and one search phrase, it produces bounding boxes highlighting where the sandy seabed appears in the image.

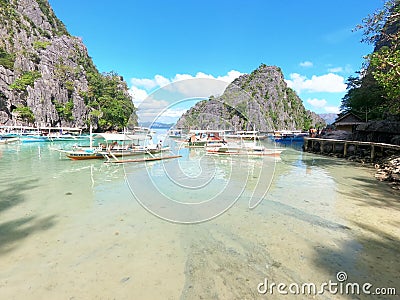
[0,146,399,300]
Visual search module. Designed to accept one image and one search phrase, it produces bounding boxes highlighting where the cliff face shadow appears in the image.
[312,221,400,300]
[0,178,57,256]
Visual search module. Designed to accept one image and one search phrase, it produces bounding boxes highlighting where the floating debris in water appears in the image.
[65,192,72,195]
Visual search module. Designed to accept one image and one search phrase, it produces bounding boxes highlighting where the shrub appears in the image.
[9,71,41,92]
[52,99,74,121]
[33,40,51,50]
[0,47,15,70]
[14,105,35,123]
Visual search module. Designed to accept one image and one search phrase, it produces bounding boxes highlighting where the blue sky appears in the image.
[48,0,384,123]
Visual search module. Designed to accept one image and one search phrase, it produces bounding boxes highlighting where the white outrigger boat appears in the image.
[167,129,183,139]
[182,130,226,148]
[0,125,88,142]
[53,132,170,161]
[224,130,267,141]
[0,137,20,144]
[205,139,284,157]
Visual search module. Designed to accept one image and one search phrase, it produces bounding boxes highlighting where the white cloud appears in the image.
[327,64,353,74]
[137,97,169,110]
[307,98,327,108]
[217,70,243,82]
[306,98,340,114]
[130,70,242,94]
[325,106,340,114]
[327,67,343,73]
[154,74,171,87]
[128,86,149,107]
[286,72,347,94]
[130,78,158,90]
[129,70,243,122]
[300,61,313,67]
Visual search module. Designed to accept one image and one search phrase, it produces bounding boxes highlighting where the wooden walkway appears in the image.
[303,137,400,160]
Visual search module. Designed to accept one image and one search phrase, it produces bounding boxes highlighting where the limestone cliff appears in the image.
[176,64,325,131]
[0,0,136,130]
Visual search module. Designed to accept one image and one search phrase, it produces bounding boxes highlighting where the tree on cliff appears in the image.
[341,0,400,118]
[82,71,136,131]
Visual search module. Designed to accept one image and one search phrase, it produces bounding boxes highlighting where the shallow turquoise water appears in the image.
[0,136,399,299]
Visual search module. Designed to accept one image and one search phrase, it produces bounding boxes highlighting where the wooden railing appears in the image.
[303,137,400,160]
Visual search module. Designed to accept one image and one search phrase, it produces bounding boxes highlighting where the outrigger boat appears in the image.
[167,129,183,139]
[224,130,267,141]
[183,130,226,148]
[206,143,283,157]
[53,132,170,161]
[205,137,284,157]
[0,125,87,142]
[0,137,20,144]
[270,130,308,142]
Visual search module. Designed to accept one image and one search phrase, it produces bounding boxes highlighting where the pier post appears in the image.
[371,145,375,160]
[320,141,324,154]
[344,142,347,157]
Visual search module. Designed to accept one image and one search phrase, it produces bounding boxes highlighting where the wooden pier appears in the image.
[303,137,400,160]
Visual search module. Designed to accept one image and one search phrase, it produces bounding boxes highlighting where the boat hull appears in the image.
[64,146,171,160]
[206,150,282,157]
[206,145,283,157]
[0,137,20,144]
[66,153,105,160]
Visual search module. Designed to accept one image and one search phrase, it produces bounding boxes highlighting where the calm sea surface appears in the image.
[0,130,399,299]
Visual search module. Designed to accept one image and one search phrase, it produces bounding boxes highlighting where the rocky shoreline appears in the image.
[374,156,400,190]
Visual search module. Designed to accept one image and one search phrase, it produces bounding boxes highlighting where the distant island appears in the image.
[139,122,175,129]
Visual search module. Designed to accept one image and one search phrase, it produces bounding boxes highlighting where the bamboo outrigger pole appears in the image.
[104,155,182,164]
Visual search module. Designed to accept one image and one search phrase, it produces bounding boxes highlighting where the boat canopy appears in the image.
[92,133,149,141]
[189,130,227,134]
[235,131,260,134]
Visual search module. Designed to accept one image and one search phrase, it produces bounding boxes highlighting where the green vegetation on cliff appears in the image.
[82,71,136,131]
[9,71,41,92]
[14,105,35,124]
[0,47,15,69]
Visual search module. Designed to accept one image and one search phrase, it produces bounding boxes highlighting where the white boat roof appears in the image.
[235,131,260,134]
[274,130,303,133]
[40,127,82,131]
[93,133,148,141]
[0,125,83,132]
[189,130,227,133]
